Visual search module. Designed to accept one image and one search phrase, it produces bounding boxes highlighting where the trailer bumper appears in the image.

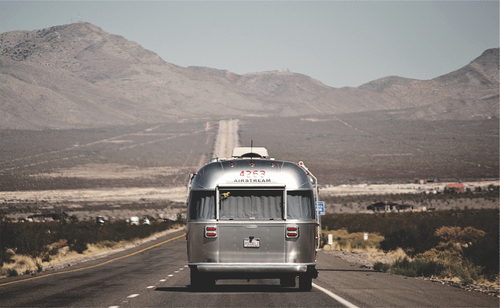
[189,263,318,279]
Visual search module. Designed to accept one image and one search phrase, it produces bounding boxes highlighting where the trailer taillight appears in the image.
[286,226,299,238]
[205,225,218,238]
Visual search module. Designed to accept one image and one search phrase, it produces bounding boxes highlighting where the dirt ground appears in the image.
[0,118,498,220]
[320,180,499,197]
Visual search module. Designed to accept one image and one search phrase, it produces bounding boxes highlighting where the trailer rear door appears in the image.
[217,188,285,263]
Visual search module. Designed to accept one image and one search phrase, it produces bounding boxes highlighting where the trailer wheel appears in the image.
[190,269,215,290]
[190,269,202,289]
[299,275,312,291]
[280,276,296,287]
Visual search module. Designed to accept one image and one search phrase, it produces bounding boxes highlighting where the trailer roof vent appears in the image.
[232,147,269,159]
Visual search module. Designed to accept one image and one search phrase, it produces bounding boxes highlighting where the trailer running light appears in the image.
[205,225,218,238]
[286,226,299,238]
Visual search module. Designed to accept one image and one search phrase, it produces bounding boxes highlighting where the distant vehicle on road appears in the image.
[96,216,105,224]
[129,216,139,225]
[186,147,320,291]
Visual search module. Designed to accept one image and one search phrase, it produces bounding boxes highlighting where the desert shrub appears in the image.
[373,262,390,272]
[322,209,498,236]
[67,237,88,254]
[96,240,119,249]
[1,216,17,264]
[380,226,497,283]
[7,268,18,277]
[451,261,482,285]
[0,249,14,267]
[323,209,498,284]
[12,223,52,258]
[0,216,181,260]
[379,223,439,257]
[323,209,498,258]
[435,226,485,244]
[413,258,447,277]
[461,230,499,280]
[389,256,447,278]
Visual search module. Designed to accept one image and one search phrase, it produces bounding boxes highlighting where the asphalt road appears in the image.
[213,119,238,159]
[0,230,497,307]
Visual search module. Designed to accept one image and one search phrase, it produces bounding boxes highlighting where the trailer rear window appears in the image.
[219,189,283,220]
[287,190,315,220]
[189,191,216,220]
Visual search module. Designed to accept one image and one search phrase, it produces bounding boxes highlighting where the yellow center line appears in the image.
[0,233,186,287]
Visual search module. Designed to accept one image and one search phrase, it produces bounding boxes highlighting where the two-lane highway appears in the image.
[213,119,239,159]
[1,230,497,307]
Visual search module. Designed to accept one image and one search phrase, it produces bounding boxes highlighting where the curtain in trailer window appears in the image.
[253,194,282,220]
[220,190,283,220]
[220,193,251,220]
[189,191,215,220]
[287,191,315,219]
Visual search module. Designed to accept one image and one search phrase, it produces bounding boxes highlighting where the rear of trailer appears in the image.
[186,147,319,291]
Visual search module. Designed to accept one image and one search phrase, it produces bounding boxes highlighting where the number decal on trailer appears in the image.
[239,170,266,178]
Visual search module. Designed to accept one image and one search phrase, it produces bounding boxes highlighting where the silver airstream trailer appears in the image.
[186,147,319,291]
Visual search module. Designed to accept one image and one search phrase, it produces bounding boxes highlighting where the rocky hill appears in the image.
[0,22,498,129]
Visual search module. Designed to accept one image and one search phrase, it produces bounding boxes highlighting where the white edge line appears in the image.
[313,283,359,308]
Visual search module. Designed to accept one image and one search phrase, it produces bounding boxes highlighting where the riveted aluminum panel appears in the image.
[285,223,317,263]
[187,222,219,263]
[218,223,285,264]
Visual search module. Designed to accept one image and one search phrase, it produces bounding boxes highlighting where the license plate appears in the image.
[243,238,260,248]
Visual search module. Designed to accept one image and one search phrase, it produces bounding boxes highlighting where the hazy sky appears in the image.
[1,1,498,88]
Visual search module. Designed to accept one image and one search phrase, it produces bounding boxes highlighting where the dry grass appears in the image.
[0,254,40,276]
[386,247,410,262]
[322,229,385,252]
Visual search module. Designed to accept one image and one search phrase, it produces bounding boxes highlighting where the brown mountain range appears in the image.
[0,22,498,129]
